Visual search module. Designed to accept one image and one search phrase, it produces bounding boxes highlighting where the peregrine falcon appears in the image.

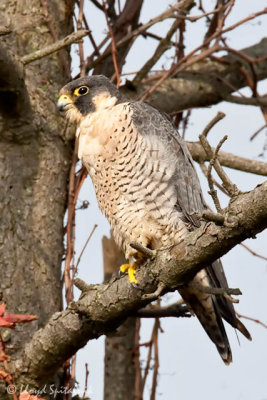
[57,75,251,364]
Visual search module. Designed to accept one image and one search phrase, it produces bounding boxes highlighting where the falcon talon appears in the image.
[131,282,141,290]
[119,262,139,285]
[117,269,123,279]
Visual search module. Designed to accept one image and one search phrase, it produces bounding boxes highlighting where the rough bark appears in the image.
[12,182,267,392]
[0,0,74,397]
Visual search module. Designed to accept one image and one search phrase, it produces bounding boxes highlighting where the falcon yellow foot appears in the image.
[120,262,138,285]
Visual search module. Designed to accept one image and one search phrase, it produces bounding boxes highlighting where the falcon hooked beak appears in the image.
[57,94,74,112]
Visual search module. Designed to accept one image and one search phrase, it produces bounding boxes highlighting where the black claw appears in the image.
[131,282,142,290]
[117,270,124,278]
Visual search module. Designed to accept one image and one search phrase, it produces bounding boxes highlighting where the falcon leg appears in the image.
[120,262,138,285]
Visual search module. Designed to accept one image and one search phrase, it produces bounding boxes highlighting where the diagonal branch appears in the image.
[13,181,267,390]
[121,38,267,114]
[187,142,267,176]
[21,30,89,65]
[132,0,194,86]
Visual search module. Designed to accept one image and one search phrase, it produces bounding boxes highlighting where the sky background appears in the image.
[68,1,267,399]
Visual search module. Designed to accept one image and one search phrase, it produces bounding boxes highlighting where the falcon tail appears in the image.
[179,260,251,365]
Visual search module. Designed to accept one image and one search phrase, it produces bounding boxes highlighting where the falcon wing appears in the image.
[130,101,204,227]
[130,101,251,363]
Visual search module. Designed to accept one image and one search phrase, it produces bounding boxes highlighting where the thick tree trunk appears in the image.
[0,0,73,397]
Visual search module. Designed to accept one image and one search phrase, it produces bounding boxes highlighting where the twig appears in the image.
[77,2,100,55]
[136,302,191,318]
[188,282,241,303]
[130,242,156,258]
[140,42,221,101]
[250,123,267,141]
[202,111,225,137]
[21,30,88,65]
[223,94,267,107]
[140,325,153,396]
[40,0,71,77]
[102,0,121,87]
[74,278,97,292]
[140,7,267,102]
[132,3,192,86]
[84,1,191,73]
[203,2,229,43]
[64,141,79,304]
[77,0,86,76]
[199,162,229,195]
[215,7,267,41]
[134,318,142,399]
[181,109,191,139]
[90,0,103,11]
[236,312,267,329]
[141,282,166,301]
[199,113,240,197]
[82,363,90,399]
[188,142,267,176]
[207,136,228,213]
[150,318,160,400]
[240,243,267,261]
[75,224,98,271]
[141,31,176,47]
[201,210,225,225]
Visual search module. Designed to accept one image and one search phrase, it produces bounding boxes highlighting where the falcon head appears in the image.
[57,75,123,122]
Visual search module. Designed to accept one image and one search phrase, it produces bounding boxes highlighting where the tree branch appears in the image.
[86,0,193,73]
[136,302,191,318]
[121,38,267,113]
[132,0,194,86]
[21,30,89,65]
[186,141,267,176]
[13,181,267,390]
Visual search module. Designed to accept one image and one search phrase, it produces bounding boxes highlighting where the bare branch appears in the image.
[130,242,156,258]
[188,282,241,303]
[250,123,267,141]
[240,243,267,262]
[223,94,267,107]
[236,312,267,329]
[187,142,267,176]
[136,302,191,318]
[75,224,98,271]
[201,210,225,225]
[85,0,194,72]
[13,182,267,388]
[21,30,88,65]
[132,0,193,85]
[202,111,226,137]
[199,113,240,197]
[206,136,228,213]
[102,0,121,86]
[199,162,229,195]
[121,38,267,114]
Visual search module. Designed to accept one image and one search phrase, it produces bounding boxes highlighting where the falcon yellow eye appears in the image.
[74,86,89,96]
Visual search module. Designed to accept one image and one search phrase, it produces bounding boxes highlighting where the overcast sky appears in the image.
[69,1,267,399]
